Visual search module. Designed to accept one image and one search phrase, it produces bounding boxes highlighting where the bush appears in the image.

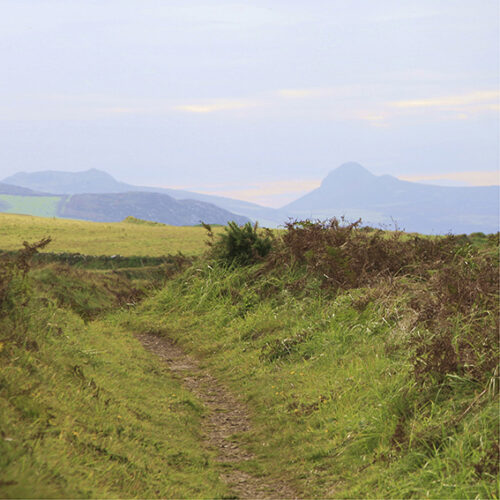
[204,221,273,266]
[266,218,499,384]
[271,218,459,289]
[0,238,52,317]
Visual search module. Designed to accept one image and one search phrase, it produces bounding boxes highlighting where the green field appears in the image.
[0,216,498,498]
[0,213,217,256]
[0,195,61,217]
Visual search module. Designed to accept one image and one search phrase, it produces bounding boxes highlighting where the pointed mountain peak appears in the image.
[321,162,373,187]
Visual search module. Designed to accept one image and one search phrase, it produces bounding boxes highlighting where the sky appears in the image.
[0,0,498,207]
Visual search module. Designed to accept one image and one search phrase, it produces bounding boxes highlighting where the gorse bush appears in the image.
[264,218,499,385]
[272,218,460,288]
[203,221,273,265]
[409,248,499,384]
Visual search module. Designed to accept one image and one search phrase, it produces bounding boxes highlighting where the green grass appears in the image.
[125,261,499,499]
[0,213,219,256]
[1,219,498,498]
[0,264,228,499]
[0,195,61,217]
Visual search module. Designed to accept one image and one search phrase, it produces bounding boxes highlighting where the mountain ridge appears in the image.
[59,192,250,226]
[285,163,499,233]
[3,169,283,226]
[3,164,499,233]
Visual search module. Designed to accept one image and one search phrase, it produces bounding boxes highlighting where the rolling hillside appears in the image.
[0,187,250,226]
[59,192,249,226]
[3,164,499,233]
[3,169,283,226]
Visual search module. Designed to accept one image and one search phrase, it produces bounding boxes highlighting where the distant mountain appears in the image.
[3,169,284,226]
[3,169,126,195]
[285,162,500,234]
[0,173,251,225]
[0,182,51,196]
[0,182,57,215]
[4,164,499,233]
[59,192,250,226]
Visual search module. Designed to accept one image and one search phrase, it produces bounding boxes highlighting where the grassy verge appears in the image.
[0,246,227,499]
[125,222,499,498]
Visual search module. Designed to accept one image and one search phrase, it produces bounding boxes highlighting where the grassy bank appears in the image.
[126,222,499,498]
[0,242,227,498]
[1,218,498,498]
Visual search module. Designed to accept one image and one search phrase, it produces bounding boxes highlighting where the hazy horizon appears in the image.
[4,162,500,211]
[1,1,498,206]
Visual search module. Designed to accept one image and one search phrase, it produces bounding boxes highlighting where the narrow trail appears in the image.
[137,333,299,500]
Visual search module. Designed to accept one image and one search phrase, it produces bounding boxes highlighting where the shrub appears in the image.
[270,218,459,289]
[204,221,273,266]
[266,218,499,384]
[0,238,52,317]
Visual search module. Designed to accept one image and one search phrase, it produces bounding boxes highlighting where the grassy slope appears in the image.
[0,213,219,256]
[1,219,498,498]
[125,235,499,498]
[0,195,61,217]
[0,260,228,499]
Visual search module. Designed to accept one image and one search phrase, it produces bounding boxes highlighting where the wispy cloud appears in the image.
[399,171,500,186]
[3,87,498,125]
[273,86,499,126]
[353,112,389,127]
[390,90,499,110]
[174,99,257,114]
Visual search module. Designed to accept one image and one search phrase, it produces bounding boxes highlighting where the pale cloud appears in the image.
[276,88,500,125]
[399,171,500,186]
[350,89,500,126]
[0,94,260,120]
[390,90,499,110]
[3,87,498,125]
[174,99,258,114]
[353,112,389,127]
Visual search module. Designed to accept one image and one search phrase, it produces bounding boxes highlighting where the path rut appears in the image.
[137,333,299,500]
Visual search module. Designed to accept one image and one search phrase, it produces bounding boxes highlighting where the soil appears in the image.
[137,333,299,500]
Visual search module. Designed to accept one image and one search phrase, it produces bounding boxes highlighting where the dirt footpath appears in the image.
[137,333,299,500]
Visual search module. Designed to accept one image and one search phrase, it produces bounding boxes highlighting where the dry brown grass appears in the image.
[265,218,499,384]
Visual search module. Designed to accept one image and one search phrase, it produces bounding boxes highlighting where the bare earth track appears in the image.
[137,333,299,500]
